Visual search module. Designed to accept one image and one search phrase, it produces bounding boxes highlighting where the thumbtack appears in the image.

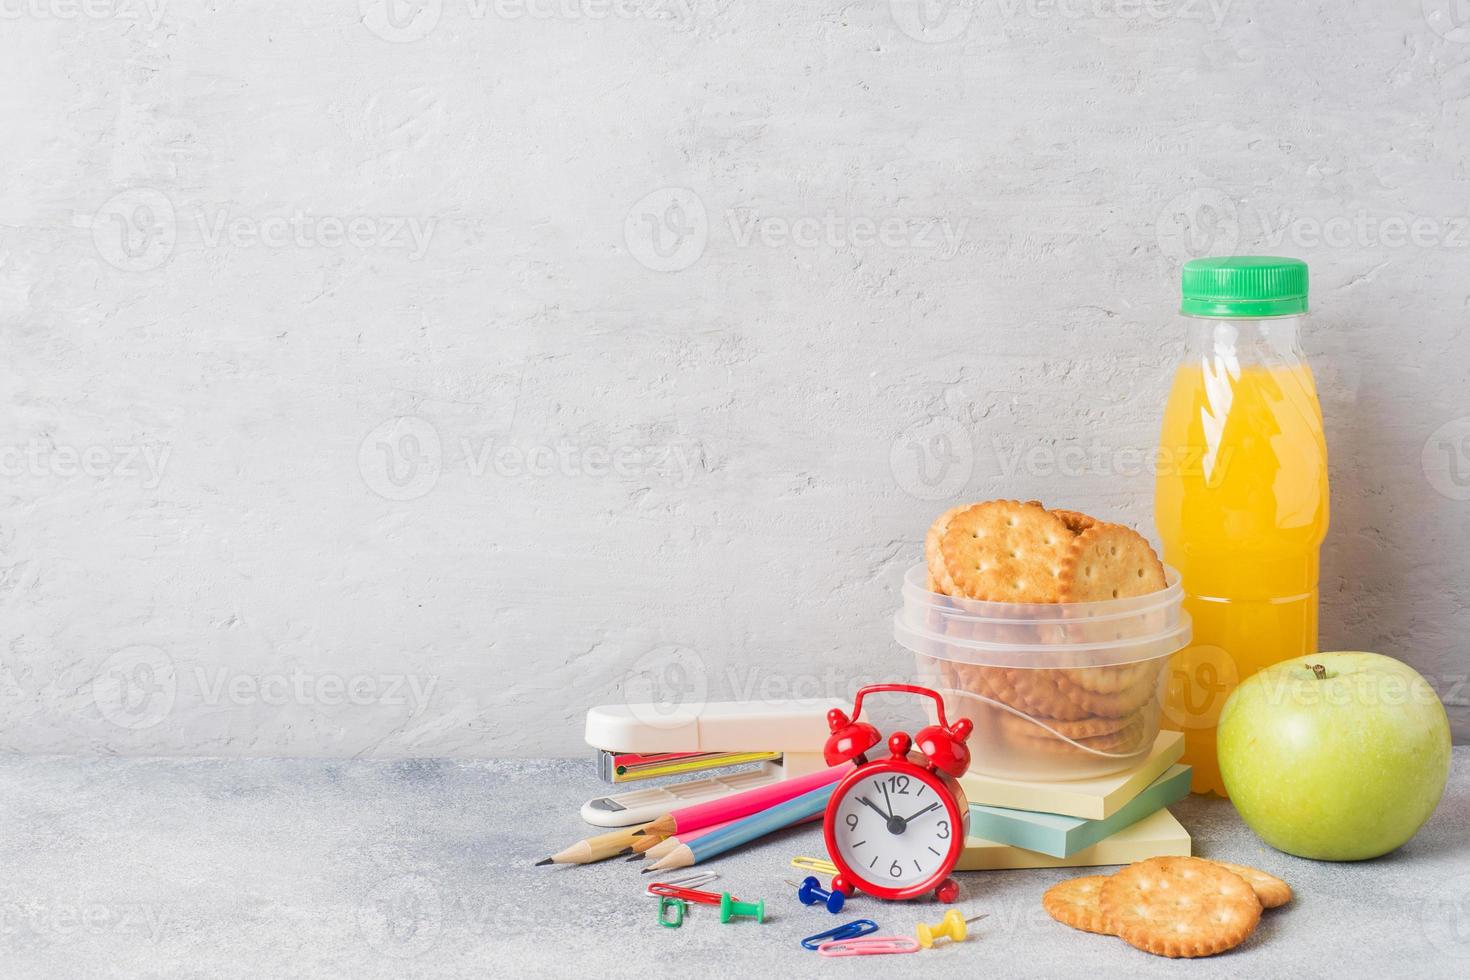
[719,892,765,924]
[915,908,988,948]
[785,876,845,913]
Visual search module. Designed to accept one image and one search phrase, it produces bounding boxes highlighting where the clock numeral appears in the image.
[845,813,858,831]
[936,819,949,840]
[889,860,903,878]
[885,775,912,796]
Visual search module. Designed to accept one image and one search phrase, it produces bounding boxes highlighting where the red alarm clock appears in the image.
[821,684,973,904]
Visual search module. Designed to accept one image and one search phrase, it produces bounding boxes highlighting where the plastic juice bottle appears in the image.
[1155,257,1329,796]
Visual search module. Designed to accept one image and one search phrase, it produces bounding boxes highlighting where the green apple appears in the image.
[1217,651,1451,861]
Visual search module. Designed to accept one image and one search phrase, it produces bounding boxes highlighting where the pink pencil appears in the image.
[639,764,847,837]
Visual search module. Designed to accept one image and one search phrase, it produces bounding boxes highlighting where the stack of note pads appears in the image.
[957,730,1191,870]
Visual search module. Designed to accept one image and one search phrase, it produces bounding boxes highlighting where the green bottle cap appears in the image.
[1180,256,1309,317]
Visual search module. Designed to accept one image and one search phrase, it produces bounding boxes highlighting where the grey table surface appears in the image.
[1,751,1467,979]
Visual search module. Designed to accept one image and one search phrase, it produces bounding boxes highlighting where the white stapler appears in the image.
[581,698,843,827]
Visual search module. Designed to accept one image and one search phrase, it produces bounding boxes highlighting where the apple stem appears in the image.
[1307,663,1327,680]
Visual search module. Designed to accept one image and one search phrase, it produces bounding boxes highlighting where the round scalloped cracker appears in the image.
[1207,861,1292,909]
[1008,711,1151,756]
[1051,508,1098,535]
[940,500,1072,602]
[998,708,1140,742]
[925,504,970,596]
[1101,856,1262,958]
[1043,875,1114,935]
[946,662,1160,723]
[1058,523,1167,603]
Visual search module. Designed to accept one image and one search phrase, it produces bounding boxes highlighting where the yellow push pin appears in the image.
[915,909,988,948]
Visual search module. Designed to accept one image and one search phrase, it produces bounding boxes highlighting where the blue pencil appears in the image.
[643,781,836,872]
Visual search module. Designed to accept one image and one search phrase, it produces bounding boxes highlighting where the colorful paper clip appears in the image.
[790,855,839,876]
[801,918,878,951]
[647,882,724,906]
[916,909,988,947]
[786,877,845,914]
[818,936,921,958]
[658,896,686,929]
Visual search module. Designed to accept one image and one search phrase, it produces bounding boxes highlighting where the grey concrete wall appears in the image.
[1,0,1466,755]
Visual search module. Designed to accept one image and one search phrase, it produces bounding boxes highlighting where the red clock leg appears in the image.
[830,874,855,898]
[935,878,960,904]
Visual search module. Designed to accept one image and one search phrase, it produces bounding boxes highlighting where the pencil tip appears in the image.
[632,829,645,836]
[641,867,656,874]
[534,858,553,866]
[615,846,633,857]
[624,854,642,862]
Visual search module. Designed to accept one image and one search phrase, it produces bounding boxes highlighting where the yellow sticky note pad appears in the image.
[957,730,1185,821]
[956,807,1190,871]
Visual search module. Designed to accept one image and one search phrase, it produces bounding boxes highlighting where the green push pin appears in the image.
[718,892,765,924]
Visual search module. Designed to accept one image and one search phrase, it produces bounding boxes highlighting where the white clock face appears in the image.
[833,770,955,890]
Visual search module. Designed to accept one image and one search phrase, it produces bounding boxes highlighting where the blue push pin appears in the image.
[788,876,845,914]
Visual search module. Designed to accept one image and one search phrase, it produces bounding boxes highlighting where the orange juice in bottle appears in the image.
[1155,257,1329,796]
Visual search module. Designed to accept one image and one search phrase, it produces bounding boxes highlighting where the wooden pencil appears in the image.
[537,822,651,866]
[643,783,835,873]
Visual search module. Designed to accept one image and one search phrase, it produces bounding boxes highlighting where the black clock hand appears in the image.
[900,802,940,823]
[880,783,894,818]
[858,797,890,821]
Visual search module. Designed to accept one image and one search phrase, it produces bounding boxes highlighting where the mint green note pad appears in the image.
[967,765,1192,858]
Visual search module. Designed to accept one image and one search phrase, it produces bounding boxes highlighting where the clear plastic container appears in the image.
[894,563,1191,781]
